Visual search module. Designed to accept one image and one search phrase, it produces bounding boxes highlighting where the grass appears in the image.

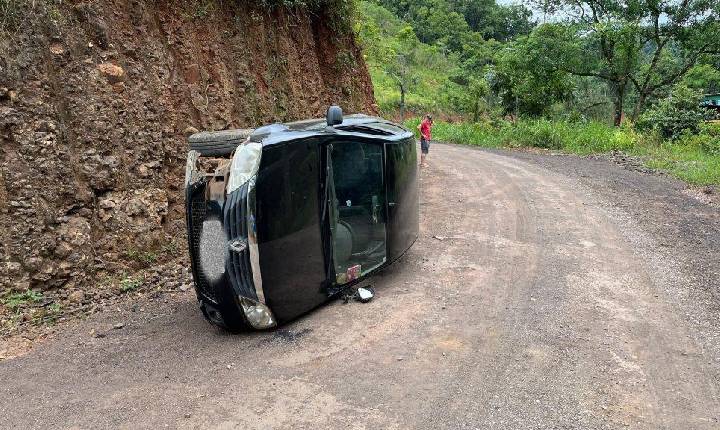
[161,242,179,256]
[35,303,62,326]
[0,289,64,327]
[1,289,43,310]
[639,143,720,186]
[120,276,142,293]
[1,0,63,35]
[405,117,720,186]
[124,241,181,269]
[0,0,24,33]
[125,249,159,266]
[370,65,460,118]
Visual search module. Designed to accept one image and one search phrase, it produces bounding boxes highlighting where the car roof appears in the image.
[250,114,413,146]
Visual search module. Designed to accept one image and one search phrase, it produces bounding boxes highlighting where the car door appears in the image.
[328,139,388,285]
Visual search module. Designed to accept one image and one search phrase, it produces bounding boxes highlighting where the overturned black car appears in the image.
[185,107,419,331]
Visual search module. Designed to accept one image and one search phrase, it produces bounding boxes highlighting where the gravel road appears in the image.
[1,144,719,429]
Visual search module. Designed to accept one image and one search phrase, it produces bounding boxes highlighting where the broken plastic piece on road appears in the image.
[355,287,375,303]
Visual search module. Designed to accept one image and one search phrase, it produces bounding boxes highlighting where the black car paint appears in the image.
[186,117,419,326]
[254,133,418,323]
[255,138,328,323]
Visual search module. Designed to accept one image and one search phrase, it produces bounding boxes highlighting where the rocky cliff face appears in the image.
[0,0,375,326]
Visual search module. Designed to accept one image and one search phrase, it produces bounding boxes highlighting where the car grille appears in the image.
[186,183,216,303]
[223,183,258,301]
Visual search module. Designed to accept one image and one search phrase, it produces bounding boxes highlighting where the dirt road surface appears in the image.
[2,144,719,429]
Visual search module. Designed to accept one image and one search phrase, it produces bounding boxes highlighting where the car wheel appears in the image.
[188,129,254,157]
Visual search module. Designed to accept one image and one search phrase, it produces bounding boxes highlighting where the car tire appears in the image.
[188,129,254,157]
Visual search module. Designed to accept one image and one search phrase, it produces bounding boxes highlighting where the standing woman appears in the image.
[418,115,433,167]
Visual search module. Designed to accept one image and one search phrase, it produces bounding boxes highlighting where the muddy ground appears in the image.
[1,144,719,429]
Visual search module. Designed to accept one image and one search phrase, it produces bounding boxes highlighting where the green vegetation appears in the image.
[186,0,216,19]
[39,303,63,325]
[161,242,180,256]
[405,118,720,186]
[642,142,720,186]
[637,85,709,140]
[0,0,23,32]
[120,276,142,293]
[356,1,505,118]
[259,0,352,10]
[1,289,43,311]
[1,289,68,328]
[0,0,62,34]
[356,0,720,185]
[125,249,159,266]
[178,0,356,32]
[405,118,635,152]
[125,240,181,267]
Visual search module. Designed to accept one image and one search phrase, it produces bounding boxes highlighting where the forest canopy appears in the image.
[356,0,720,126]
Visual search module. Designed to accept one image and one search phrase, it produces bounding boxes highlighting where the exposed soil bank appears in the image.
[0,0,375,331]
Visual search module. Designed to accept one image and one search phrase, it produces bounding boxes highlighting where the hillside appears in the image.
[0,0,375,331]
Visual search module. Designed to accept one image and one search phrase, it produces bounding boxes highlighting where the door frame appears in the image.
[320,136,390,290]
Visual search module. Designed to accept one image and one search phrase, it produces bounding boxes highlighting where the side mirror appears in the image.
[326,105,343,126]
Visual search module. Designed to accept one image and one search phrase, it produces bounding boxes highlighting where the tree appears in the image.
[384,27,422,120]
[535,0,720,126]
[374,0,473,51]
[683,64,720,94]
[453,33,500,119]
[491,5,535,41]
[450,0,534,41]
[492,25,575,117]
[467,77,491,121]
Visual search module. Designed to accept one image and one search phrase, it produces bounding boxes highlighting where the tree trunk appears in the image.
[399,83,406,122]
[631,92,648,122]
[613,82,626,127]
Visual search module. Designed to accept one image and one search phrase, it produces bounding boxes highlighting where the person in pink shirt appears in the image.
[418,114,433,167]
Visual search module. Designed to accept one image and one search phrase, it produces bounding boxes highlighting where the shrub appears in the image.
[501,120,568,149]
[120,276,142,292]
[405,117,640,154]
[404,118,500,147]
[676,122,720,155]
[637,85,706,140]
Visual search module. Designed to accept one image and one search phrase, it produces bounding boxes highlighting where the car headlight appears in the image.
[227,142,262,194]
[240,297,276,330]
